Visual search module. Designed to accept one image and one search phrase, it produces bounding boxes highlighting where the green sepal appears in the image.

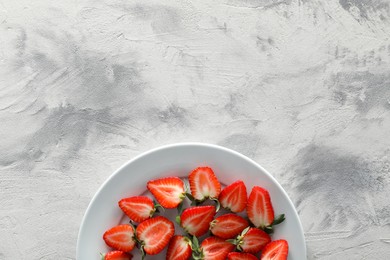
[263,225,274,234]
[177,200,185,215]
[185,192,195,202]
[175,215,181,226]
[192,235,200,251]
[272,214,285,226]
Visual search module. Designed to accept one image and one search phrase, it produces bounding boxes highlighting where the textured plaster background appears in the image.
[0,0,390,259]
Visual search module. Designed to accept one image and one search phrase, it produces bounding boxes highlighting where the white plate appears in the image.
[77,143,306,259]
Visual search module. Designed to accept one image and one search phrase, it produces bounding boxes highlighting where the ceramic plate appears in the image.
[77,143,306,259]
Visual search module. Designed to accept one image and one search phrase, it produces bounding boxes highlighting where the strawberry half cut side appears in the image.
[227,252,258,260]
[179,205,216,237]
[147,177,185,209]
[118,196,156,223]
[103,225,136,252]
[189,167,221,201]
[195,236,235,260]
[166,235,192,260]
[219,180,247,213]
[229,227,271,254]
[136,216,175,256]
[260,240,288,260]
[102,251,133,260]
[210,213,249,239]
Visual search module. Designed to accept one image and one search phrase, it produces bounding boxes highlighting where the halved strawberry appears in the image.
[199,236,235,260]
[236,227,271,254]
[119,196,155,223]
[103,251,133,260]
[136,216,175,255]
[147,177,185,208]
[210,214,249,239]
[219,180,247,213]
[260,240,288,260]
[247,186,274,229]
[227,252,258,260]
[180,205,216,237]
[166,235,192,260]
[189,167,221,201]
[103,225,136,252]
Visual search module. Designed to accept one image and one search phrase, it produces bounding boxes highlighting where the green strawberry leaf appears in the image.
[272,214,285,226]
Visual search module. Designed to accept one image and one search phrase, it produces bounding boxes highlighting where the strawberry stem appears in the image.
[140,246,146,260]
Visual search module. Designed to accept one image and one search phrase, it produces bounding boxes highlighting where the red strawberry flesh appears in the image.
[166,235,192,260]
[227,252,258,260]
[136,216,175,255]
[104,250,133,260]
[180,205,216,237]
[260,240,288,260]
[189,167,221,201]
[147,177,185,208]
[240,228,271,254]
[247,186,274,228]
[201,236,235,260]
[103,225,136,252]
[210,213,249,239]
[118,196,154,223]
[219,180,247,213]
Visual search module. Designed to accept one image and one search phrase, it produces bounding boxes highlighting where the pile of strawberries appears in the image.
[102,167,288,260]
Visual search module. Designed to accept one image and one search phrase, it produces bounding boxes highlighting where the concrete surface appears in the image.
[0,0,389,259]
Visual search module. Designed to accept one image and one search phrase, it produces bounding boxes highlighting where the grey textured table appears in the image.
[1,0,390,259]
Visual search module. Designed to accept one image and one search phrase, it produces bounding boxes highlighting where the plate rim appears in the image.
[76,142,306,258]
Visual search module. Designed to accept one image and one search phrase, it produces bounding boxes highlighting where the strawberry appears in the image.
[103,225,136,252]
[103,251,133,260]
[118,196,156,223]
[147,177,185,208]
[136,216,175,255]
[189,167,221,201]
[219,180,247,213]
[234,227,271,254]
[180,205,216,237]
[199,236,235,260]
[227,252,258,260]
[166,235,192,260]
[260,240,288,260]
[247,186,274,229]
[210,214,249,239]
